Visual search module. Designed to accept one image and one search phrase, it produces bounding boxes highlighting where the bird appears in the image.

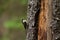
[21,19,28,29]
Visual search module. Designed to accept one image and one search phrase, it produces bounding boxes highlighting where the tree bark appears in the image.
[26,0,60,40]
[38,0,52,40]
[26,0,40,40]
[38,0,48,40]
[51,0,60,40]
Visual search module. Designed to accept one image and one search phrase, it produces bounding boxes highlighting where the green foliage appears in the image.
[4,18,24,30]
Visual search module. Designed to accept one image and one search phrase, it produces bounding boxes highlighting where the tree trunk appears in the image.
[26,0,40,40]
[26,0,60,40]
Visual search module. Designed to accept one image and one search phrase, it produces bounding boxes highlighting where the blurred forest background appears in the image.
[0,0,27,40]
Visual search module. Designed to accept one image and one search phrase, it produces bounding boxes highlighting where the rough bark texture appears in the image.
[26,0,60,40]
[26,0,40,40]
[51,0,60,40]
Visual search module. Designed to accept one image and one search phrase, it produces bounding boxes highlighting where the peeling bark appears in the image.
[38,0,49,40]
[26,0,60,40]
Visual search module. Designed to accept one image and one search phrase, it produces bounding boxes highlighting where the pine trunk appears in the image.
[26,0,60,40]
[26,0,40,40]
